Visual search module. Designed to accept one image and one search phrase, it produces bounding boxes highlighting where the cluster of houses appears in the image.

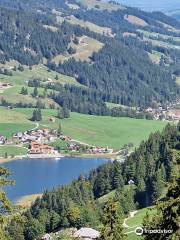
[9,128,115,156]
[144,106,180,121]
[87,146,114,154]
[13,129,57,144]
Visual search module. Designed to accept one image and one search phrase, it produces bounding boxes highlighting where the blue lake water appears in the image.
[1,157,108,203]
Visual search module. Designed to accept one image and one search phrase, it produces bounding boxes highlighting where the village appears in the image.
[0,126,115,159]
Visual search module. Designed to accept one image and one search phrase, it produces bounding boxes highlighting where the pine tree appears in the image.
[0,167,14,239]
[20,87,28,95]
[33,87,38,97]
[99,199,126,240]
[57,108,64,119]
[31,109,42,121]
[63,107,70,118]
[55,74,59,80]
[57,123,62,136]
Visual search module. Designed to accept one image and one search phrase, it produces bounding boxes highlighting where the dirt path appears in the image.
[123,210,138,228]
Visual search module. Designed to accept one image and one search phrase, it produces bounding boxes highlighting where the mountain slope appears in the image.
[0,0,180,111]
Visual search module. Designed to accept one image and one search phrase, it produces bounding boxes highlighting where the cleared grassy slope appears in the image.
[0,108,166,149]
[61,112,166,149]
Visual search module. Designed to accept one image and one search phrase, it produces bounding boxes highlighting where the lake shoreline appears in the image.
[0,152,116,164]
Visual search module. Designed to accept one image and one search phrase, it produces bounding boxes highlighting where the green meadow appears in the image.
[125,207,157,240]
[61,113,166,149]
[0,145,27,158]
[0,108,166,149]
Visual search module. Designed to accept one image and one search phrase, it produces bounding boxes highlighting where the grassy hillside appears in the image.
[125,207,157,240]
[61,112,166,149]
[57,15,113,36]
[0,107,35,137]
[0,145,27,157]
[77,0,124,11]
[52,35,104,63]
[0,65,79,86]
[0,64,81,107]
[0,108,166,149]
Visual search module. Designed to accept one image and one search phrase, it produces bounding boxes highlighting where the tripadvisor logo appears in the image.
[135,227,143,236]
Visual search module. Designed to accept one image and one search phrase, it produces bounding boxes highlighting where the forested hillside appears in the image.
[0,0,180,111]
[3,123,179,239]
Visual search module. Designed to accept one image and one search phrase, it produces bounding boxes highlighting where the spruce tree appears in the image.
[99,198,126,240]
[0,167,14,239]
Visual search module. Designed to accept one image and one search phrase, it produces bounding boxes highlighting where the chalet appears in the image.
[73,228,100,240]
[29,141,57,155]
[0,135,6,144]
[128,179,135,185]
[12,132,23,141]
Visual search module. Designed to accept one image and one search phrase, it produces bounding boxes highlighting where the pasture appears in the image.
[52,36,104,63]
[77,0,124,11]
[0,108,166,149]
[61,112,166,149]
[0,145,27,157]
[63,15,113,36]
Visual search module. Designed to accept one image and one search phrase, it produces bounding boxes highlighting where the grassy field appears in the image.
[0,64,81,106]
[0,145,27,157]
[0,107,36,137]
[0,123,35,138]
[62,15,113,37]
[124,15,148,27]
[139,30,180,50]
[0,108,166,149]
[77,0,124,11]
[125,207,157,240]
[0,65,78,86]
[52,36,104,63]
[126,207,156,227]
[148,50,163,64]
[176,76,180,85]
[61,113,166,149]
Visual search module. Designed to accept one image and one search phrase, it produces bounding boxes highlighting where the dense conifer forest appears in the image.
[0,0,180,110]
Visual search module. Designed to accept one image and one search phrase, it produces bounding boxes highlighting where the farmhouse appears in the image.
[0,135,6,144]
[29,141,57,154]
[73,228,100,240]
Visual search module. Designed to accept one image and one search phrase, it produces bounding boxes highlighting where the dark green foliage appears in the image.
[57,39,178,107]
[32,87,38,98]
[20,87,28,95]
[31,108,42,121]
[99,199,126,240]
[143,171,180,240]
[57,107,70,119]
[0,167,14,239]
